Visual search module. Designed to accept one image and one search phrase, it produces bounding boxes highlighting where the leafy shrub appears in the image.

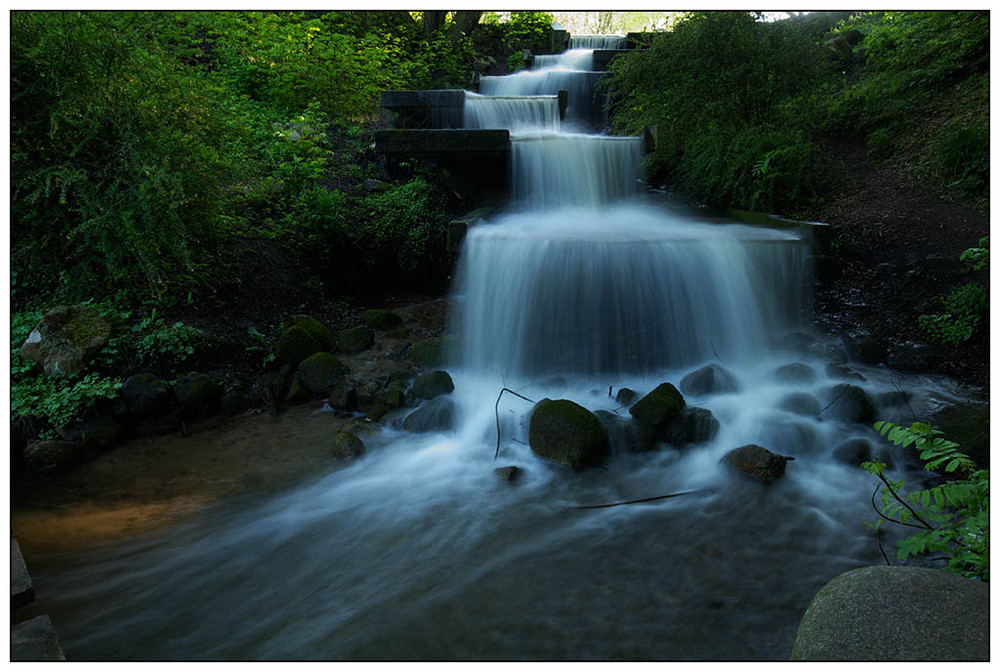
[864,421,988,581]
[918,282,987,345]
[866,128,893,159]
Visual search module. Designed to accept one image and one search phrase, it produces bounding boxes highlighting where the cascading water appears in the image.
[27,38,973,662]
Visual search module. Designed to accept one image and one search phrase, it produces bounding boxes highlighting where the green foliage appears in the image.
[864,421,988,581]
[866,128,893,159]
[918,282,988,344]
[960,236,989,271]
[131,310,203,365]
[934,124,989,196]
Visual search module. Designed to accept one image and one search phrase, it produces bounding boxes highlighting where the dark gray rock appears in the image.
[362,309,404,331]
[114,372,173,421]
[332,431,366,459]
[24,439,82,472]
[842,330,885,365]
[174,372,222,419]
[403,397,456,433]
[494,465,522,481]
[628,382,687,451]
[297,352,350,396]
[410,336,454,367]
[822,384,876,424]
[773,362,817,384]
[411,370,454,400]
[722,444,793,480]
[791,566,989,660]
[614,387,638,406]
[12,615,65,661]
[810,342,849,364]
[779,392,821,417]
[57,414,123,451]
[665,407,720,446]
[529,399,609,468]
[929,401,989,469]
[12,539,35,610]
[275,325,324,368]
[19,304,111,376]
[825,362,866,382]
[338,326,375,354]
[219,389,246,416]
[680,363,741,396]
[594,410,647,453]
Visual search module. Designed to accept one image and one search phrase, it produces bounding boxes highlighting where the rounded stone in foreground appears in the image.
[528,398,609,468]
[791,565,988,661]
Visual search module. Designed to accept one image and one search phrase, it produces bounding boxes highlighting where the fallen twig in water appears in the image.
[567,489,701,510]
[495,387,536,460]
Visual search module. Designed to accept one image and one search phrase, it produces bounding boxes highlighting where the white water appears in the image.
[30,38,972,662]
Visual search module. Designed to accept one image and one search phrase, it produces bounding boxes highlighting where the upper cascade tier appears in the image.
[463,92,561,134]
[569,34,626,50]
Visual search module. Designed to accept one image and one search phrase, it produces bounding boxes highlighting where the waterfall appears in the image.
[570,34,626,50]
[462,92,560,133]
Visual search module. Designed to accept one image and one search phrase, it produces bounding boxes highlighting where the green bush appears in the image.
[918,282,988,345]
[864,421,988,582]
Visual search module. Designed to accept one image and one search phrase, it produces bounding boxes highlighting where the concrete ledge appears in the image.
[374,129,510,159]
[12,615,66,661]
[593,49,631,72]
[380,90,467,129]
[448,207,494,253]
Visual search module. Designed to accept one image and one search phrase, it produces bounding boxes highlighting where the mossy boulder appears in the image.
[628,382,686,441]
[19,305,112,376]
[528,399,609,468]
[56,415,123,451]
[929,401,989,468]
[665,407,720,446]
[328,379,358,411]
[174,372,222,419]
[275,325,324,368]
[410,336,453,367]
[297,352,350,396]
[679,363,741,396]
[338,326,375,354]
[791,566,988,660]
[114,373,174,421]
[615,387,639,406]
[379,388,405,408]
[722,444,793,480]
[362,309,404,331]
[289,315,333,351]
[23,439,83,472]
[332,432,366,460]
[821,384,876,424]
[411,370,454,400]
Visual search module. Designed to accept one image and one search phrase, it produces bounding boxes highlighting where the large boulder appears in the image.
[403,397,457,433]
[362,309,404,331]
[773,362,817,384]
[665,407,720,446]
[411,370,454,400]
[56,415,123,451]
[114,372,173,421]
[929,401,989,469]
[23,440,82,472]
[274,325,324,368]
[821,384,876,424]
[791,566,988,660]
[174,372,222,419]
[19,305,111,376]
[297,352,350,396]
[289,315,333,351]
[529,399,609,468]
[778,392,821,417]
[721,444,793,480]
[337,326,374,354]
[327,379,358,411]
[680,363,741,396]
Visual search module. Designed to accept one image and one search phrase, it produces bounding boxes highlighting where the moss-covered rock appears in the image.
[23,439,83,472]
[366,403,392,422]
[362,309,404,331]
[275,325,324,368]
[411,370,454,400]
[721,444,793,480]
[665,407,720,446]
[332,431,366,459]
[629,382,686,431]
[19,305,112,377]
[297,352,350,396]
[495,465,523,481]
[528,398,609,468]
[289,315,333,351]
[929,401,989,468]
[338,326,375,354]
[410,336,453,367]
[328,379,358,411]
[114,372,174,421]
[56,415,123,451]
[379,388,405,408]
[791,566,988,660]
[174,372,222,419]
